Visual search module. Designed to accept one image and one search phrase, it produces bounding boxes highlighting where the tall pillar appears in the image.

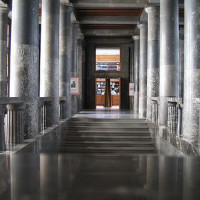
[183,0,200,142]
[0,6,8,97]
[71,22,79,116]
[59,3,73,119]
[145,6,160,122]
[129,43,134,111]
[133,36,140,114]
[179,28,184,99]
[77,34,84,112]
[40,0,60,125]
[138,23,148,118]
[159,0,179,126]
[10,0,39,138]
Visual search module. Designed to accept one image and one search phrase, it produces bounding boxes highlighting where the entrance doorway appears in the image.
[95,47,121,109]
[95,78,121,109]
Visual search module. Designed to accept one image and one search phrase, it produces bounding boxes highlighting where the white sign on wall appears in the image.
[129,83,135,96]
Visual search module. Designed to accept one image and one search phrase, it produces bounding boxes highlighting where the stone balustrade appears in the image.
[59,97,68,120]
[166,98,183,136]
[0,97,68,151]
[0,98,24,149]
[151,97,159,125]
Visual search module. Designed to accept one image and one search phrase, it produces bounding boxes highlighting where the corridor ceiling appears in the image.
[69,0,148,39]
[1,0,184,40]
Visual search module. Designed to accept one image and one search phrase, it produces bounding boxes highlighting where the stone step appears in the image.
[62,142,154,147]
[63,133,150,137]
[58,146,157,154]
[62,130,150,134]
[66,125,149,128]
[63,135,152,141]
[64,127,149,131]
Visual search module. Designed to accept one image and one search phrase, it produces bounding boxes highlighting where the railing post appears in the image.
[167,101,178,135]
[0,105,6,150]
[5,103,25,145]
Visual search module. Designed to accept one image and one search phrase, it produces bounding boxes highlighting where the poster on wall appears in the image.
[70,77,80,95]
[129,83,135,96]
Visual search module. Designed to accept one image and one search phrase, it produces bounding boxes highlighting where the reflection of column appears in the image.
[0,6,8,97]
[77,34,84,112]
[0,155,8,195]
[71,22,79,115]
[11,154,40,200]
[40,0,60,125]
[159,0,179,126]
[10,0,39,138]
[138,156,147,186]
[183,0,200,142]
[59,3,73,119]
[159,157,178,200]
[133,36,140,114]
[145,6,160,121]
[0,105,6,150]
[183,158,200,200]
[40,154,58,200]
[145,157,159,199]
[138,23,148,118]
[5,104,25,145]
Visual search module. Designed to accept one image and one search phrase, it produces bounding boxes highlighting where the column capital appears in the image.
[137,22,147,29]
[60,3,73,13]
[145,6,160,15]
[72,21,80,29]
[133,35,140,40]
[78,34,84,40]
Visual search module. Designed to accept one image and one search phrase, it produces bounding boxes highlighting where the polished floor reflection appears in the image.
[0,111,200,199]
[0,154,200,200]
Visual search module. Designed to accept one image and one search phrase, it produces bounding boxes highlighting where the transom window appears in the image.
[96,48,120,71]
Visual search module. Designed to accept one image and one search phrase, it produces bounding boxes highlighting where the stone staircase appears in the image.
[58,118,157,154]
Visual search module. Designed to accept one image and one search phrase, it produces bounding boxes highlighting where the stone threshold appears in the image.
[0,118,69,154]
[148,121,200,156]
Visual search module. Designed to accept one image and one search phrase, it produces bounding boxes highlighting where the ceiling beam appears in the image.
[82,29,135,36]
[70,0,147,8]
[79,16,139,25]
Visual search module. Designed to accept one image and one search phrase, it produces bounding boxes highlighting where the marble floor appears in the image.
[0,110,200,200]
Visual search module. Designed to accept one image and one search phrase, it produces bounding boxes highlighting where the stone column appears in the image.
[77,34,84,112]
[159,0,179,126]
[129,43,134,111]
[179,28,184,99]
[133,36,140,114]
[40,0,60,125]
[71,22,79,116]
[145,6,160,122]
[183,0,200,142]
[0,6,8,97]
[10,0,39,138]
[138,23,148,118]
[0,105,6,150]
[59,3,73,119]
